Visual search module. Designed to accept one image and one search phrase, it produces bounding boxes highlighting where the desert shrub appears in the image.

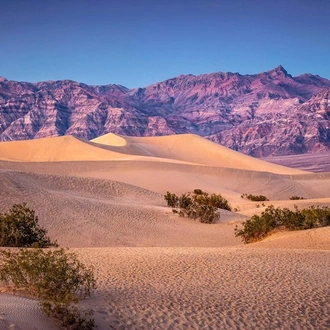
[235,206,287,243]
[234,214,269,243]
[165,190,231,224]
[300,206,330,228]
[41,302,95,330]
[198,204,220,224]
[180,196,219,224]
[235,205,330,243]
[179,193,193,210]
[0,248,96,303]
[0,248,96,329]
[241,193,269,202]
[193,189,204,195]
[0,203,57,247]
[208,193,232,211]
[164,191,179,208]
[289,196,305,200]
[280,207,305,230]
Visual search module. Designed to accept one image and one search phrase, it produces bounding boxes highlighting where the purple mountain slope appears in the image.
[1,66,330,157]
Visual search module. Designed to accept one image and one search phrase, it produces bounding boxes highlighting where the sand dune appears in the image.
[0,168,329,248]
[0,170,243,248]
[0,135,128,162]
[0,135,185,164]
[92,133,306,174]
[0,133,306,174]
[0,133,330,329]
[1,157,330,203]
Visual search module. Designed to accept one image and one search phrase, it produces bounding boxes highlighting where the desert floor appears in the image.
[263,152,330,173]
[0,133,329,329]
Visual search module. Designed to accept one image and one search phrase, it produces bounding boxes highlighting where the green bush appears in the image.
[300,206,330,228]
[235,205,330,243]
[208,193,232,210]
[164,192,179,208]
[0,203,57,247]
[241,193,269,202]
[179,193,193,210]
[165,190,231,224]
[0,248,96,329]
[41,302,95,330]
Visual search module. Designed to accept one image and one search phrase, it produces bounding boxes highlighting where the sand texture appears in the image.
[0,294,59,330]
[76,246,330,330]
[0,133,329,329]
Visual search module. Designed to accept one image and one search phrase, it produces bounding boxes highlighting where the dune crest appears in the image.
[91,133,127,146]
[0,135,126,162]
[0,133,307,175]
[93,133,306,174]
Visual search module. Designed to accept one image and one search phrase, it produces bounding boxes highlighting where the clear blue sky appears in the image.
[1,0,329,88]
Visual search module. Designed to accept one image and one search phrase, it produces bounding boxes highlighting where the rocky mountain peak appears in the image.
[267,65,291,78]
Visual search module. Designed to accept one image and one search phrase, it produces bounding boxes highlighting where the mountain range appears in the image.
[1,65,330,157]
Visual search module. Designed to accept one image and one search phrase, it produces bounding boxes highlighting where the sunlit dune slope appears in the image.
[0,133,307,174]
[0,135,188,164]
[0,136,130,162]
[92,133,306,174]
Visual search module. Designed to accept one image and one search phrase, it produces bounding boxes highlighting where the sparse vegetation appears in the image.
[241,193,269,202]
[289,196,305,200]
[164,191,179,208]
[193,189,204,195]
[42,302,95,330]
[0,203,96,329]
[235,205,330,244]
[0,203,57,247]
[0,248,96,330]
[165,189,231,224]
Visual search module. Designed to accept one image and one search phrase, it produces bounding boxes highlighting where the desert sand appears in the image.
[0,133,329,329]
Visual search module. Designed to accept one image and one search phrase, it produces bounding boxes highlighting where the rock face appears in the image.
[1,66,330,156]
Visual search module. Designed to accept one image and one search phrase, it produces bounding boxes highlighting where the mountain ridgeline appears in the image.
[1,65,330,157]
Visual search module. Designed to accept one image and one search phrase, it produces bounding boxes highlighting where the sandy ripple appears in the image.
[75,247,330,330]
[0,294,59,330]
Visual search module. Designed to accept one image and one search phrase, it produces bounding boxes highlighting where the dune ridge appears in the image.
[0,133,306,174]
[92,133,307,174]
